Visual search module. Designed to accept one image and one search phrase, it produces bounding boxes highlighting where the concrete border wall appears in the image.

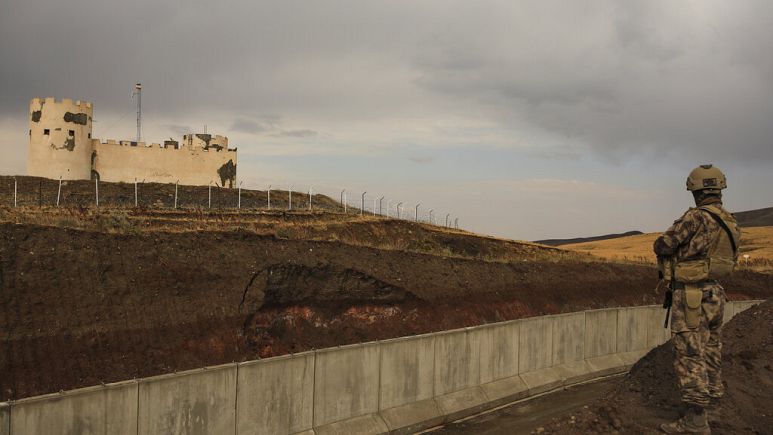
[236,352,315,435]
[137,364,237,435]
[1,402,10,435]
[4,300,764,435]
[8,380,138,435]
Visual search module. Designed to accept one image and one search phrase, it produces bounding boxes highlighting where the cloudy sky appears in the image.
[1,0,772,240]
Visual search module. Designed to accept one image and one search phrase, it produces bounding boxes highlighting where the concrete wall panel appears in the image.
[1,403,9,435]
[617,307,649,353]
[731,300,742,318]
[646,306,670,348]
[434,329,480,396]
[552,312,585,365]
[723,301,734,324]
[379,334,435,411]
[10,381,137,435]
[137,364,236,435]
[585,309,618,358]
[476,321,520,384]
[733,300,760,318]
[237,352,314,435]
[518,316,553,373]
[314,342,381,427]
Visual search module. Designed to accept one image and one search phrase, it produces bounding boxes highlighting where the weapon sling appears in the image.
[700,207,738,254]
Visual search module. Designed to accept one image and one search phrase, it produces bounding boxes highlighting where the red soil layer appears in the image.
[1,222,771,401]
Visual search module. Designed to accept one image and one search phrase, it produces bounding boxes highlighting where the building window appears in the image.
[44,129,50,135]
[68,130,75,136]
[88,133,91,138]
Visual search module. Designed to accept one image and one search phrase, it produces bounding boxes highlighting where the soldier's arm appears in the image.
[653,210,699,257]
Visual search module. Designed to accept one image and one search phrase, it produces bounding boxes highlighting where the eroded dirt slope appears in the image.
[1,220,771,401]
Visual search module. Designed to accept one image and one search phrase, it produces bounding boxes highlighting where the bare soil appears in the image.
[0,175,340,211]
[0,176,771,402]
[540,299,773,434]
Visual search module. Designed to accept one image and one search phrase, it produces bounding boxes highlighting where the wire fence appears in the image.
[0,176,461,229]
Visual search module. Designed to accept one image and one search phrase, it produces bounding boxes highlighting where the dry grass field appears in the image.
[561,226,773,273]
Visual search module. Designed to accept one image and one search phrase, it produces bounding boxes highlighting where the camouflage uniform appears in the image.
[654,200,727,408]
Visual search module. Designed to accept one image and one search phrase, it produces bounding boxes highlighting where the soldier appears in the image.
[654,164,741,434]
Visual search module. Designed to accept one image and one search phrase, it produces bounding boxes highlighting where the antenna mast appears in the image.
[133,83,142,142]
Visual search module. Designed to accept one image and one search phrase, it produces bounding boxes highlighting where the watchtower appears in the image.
[28,97,94,180]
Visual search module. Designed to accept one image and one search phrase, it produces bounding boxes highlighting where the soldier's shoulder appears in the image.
[673,207,700,223]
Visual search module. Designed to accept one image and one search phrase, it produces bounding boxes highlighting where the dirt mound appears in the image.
[541,299,773,434]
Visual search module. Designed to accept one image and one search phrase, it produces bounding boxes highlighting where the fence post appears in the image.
[208,181,212,209]
[361,192,366,215]
[340,189,345,212]
[267,185,272,210]
[95,178,99,208]
[387,200,392,218]
[238,181,243,210]
[174,180,179,209]
[373,198,376,216]
[344,192,347,213]
[415,203,420,222]
[13,177,17,208]
[134,178,138,207]
[445,214,450,227]
[56,176,62,206]
[289,185,293,210]
[379,196,384,216]
[308,186,313,211]
[397,202,403,219]
[455,217,459,229]
[429,209,433,225]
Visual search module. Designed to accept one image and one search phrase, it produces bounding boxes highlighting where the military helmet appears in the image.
[686,164,726,191]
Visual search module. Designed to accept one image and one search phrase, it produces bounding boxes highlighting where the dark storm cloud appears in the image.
[1,0,773,162]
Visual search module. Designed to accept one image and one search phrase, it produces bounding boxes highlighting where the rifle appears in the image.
[657,256,675,328]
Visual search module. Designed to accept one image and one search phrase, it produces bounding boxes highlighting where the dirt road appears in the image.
[431,377,621,434]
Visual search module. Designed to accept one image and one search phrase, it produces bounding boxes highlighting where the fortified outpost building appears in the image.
[27,97,238,187]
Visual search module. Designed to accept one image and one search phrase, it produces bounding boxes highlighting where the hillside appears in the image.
[534,206,773,247]
[561,226,773,273]
[735,206,773,227]
[534,230,643,247]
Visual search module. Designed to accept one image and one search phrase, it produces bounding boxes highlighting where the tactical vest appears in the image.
[672,204,741,283]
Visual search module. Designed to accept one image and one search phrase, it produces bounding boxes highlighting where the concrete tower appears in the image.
[28,97,94,180]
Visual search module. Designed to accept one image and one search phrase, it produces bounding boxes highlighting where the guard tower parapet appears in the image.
[28,97,94,180]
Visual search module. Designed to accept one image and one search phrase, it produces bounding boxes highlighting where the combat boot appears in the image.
[705,397,721,421]
[660,406,711,434]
